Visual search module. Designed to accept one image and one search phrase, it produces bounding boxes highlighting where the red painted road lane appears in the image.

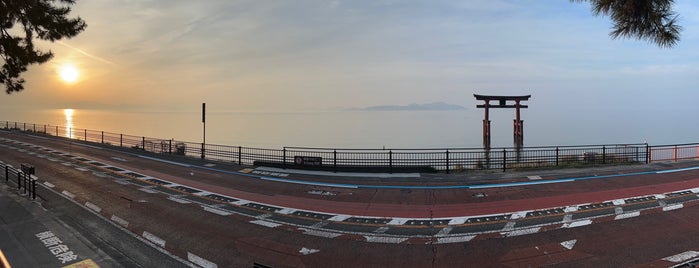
[150,171,699,218]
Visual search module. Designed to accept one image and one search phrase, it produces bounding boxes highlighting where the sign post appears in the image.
[201,102,206,159]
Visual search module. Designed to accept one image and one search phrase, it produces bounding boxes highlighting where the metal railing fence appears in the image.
[1,120,697,173]
[0,161,37,200]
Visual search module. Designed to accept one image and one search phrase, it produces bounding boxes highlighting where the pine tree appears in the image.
[572,0,682,48]
[1,0,86,94]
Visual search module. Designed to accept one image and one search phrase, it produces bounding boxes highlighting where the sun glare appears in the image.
[59,64,79,83]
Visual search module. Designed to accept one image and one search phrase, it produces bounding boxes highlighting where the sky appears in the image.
[2,0,699,114]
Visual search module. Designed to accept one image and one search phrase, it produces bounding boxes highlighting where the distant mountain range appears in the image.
[349,102,466,111]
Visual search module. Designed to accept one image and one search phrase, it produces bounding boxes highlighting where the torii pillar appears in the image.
[474,94,531,149]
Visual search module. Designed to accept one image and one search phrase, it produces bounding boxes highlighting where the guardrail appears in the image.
[1,120,696,173]
[0,161,37,200]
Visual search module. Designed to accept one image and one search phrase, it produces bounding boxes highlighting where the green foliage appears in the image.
[572,0,682,48]
[0,0,86,93]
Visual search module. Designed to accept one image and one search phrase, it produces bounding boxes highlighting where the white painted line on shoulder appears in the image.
[564,219,592,228]
[612,199,626,206]
[43,182,55,188]
[299,247,320,255]
[448,217,468,225]
[327,215,351,222]
[167,196,192,204]
[387,218,409,225]
[62,190,75,199]
[503,227,540,237]
[193,191,211,196]
[276,208,297,215]
[615,211,640,220]
[75,167,89,172]
[510,211,529,220]
[560,239,577,250]
[203,206,232,216]
[188,252,218,268]
[85,202,102,213]
[527,176,542,180]
[663,204,684,211]
[436,236,475,244]
[111,215,129,228]
[663,251,699,263]
[231,200,251,206]
[564,206,578,213]
[364,236,408,244]
[250,220,281,228]
[301,229,341,239]
[655,194,667,199]
[142,231,166,247]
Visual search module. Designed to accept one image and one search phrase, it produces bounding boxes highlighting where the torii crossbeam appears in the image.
[474,94,531,149]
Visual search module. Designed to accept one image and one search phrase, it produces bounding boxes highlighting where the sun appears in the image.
[59,64,79,83]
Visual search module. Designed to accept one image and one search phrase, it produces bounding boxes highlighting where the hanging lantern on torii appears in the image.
[474,94,531,149]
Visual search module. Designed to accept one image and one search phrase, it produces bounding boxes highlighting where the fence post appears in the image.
[32,178,36,200]
[120,134,123,147]
[17,171,21,190]
[55,126,58,136]
[602,146,606,164]
[142,137,145,150]
[647,144,652,164]
[169,140,172,154]
[283,148,287,169]
[502,148,507,172]
[333,150,337,173]
[84,129,87,141]
[445,150,450,174]
[555,147,559,166]
[674,145,678,161]
[101,131,104,144]
[44,125,46,134]
[389,150,393,174]
[33,124,35,132]
[238,146,242,165]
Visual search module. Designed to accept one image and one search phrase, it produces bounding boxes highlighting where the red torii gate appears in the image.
[474,94,531,149]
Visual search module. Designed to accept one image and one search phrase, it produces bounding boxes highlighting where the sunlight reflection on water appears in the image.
[64,109,74,138]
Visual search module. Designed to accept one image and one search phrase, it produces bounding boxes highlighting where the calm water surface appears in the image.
[3,108,698,149]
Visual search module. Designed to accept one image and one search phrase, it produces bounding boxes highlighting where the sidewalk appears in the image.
[0,183,107,267]
[0,182,188,268]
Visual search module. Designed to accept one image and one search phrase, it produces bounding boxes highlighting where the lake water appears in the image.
[2,108,698,149]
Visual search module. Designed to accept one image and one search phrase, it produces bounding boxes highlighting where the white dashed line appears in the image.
[564,219,592,228]
[142,231,166,247]
[249,220,281,228]
[436,236,475,244]
[364,236,408,244]
[663,203,683,211]
[663,251,699,263]
[187,252,218,268]
[614,211,640,220]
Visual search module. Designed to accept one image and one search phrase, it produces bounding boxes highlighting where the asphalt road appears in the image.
[3,129,699,267]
